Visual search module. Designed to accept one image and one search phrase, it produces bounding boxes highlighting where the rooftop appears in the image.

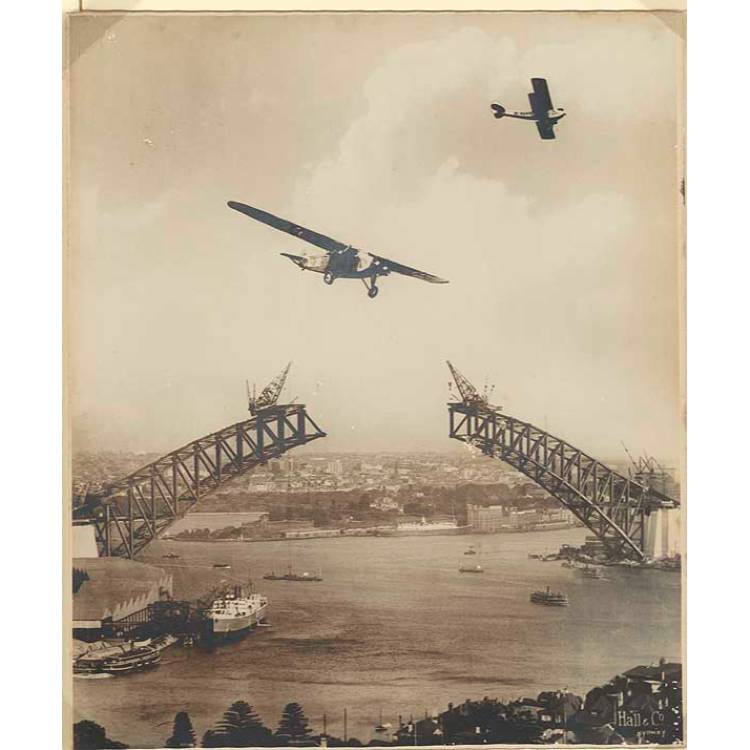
[73,557,172,623]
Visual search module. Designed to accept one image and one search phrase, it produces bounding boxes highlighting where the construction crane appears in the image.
[447,360,501,411]
[247,362,292,415]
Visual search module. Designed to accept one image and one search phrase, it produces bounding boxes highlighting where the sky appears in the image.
[67,12,684,461]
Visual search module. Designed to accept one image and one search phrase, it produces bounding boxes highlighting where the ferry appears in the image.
[206,584,269,637]
[578,565,604,579]
[74,635,176,676]
[263,570,322,582]
[101,646,161,675]
[530,587,569,607]
[459,564,484,574]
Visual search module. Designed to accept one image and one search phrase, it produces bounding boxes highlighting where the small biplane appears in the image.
[490,78,566,140]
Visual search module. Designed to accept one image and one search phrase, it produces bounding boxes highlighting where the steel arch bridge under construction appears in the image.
[73,366,326,559]
[447,362,678,560]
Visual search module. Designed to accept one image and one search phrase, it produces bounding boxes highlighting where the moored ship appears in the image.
[206,584,269,637]
[530,587,569,607]
[459,564,484,573]
[101,646,161,674]
[73,635,176,676]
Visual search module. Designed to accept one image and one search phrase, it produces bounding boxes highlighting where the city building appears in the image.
[467,503,574,532]
[326,459,343,476]
[643,508,681,559]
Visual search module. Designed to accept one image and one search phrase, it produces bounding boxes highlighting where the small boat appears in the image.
[463,548,477,556]
[213,563,231,569]
[578,565,604,579]
[263,570,323,582]
[459,564,484,574]
[528,553,543,560]
[374,710,392,733]
[530,587,569,607]
[162,553,180,559]
[561,561,575,568]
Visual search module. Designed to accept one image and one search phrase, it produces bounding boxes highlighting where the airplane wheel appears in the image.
[368,286,379,299]
[324,272,334,285]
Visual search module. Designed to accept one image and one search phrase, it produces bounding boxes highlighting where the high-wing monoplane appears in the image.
[490,78,565,140]
[227,201,449,298]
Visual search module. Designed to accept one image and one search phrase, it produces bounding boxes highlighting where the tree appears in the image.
[206,701,272,747]
[166,711,196,748]
[74,720,128,749]
[275,703,313,743]
[202,730,223,748]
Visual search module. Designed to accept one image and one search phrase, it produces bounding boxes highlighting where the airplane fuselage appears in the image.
[281,249,389,280]
[492,105,566,124]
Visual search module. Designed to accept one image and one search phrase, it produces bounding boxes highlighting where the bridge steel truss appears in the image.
[448,402,678,560]
[79,405,326,559]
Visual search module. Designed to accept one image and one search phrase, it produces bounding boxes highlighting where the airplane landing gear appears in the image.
[362,277,379,299]
[323,271,335,285]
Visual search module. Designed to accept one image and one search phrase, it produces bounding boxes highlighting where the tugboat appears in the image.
[530,587,569,607]
[459,564,484,574]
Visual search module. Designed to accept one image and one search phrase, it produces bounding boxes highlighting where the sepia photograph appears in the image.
[65,8,685,749]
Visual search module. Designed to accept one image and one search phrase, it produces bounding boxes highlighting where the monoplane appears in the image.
[227,201,448,298]
[490,78,565,140]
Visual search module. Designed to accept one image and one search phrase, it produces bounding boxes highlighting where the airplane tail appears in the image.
[280,252,306,269]
[490,103,506,119]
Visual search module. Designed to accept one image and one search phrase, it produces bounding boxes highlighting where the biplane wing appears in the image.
[535,121,557,140]
[530,77,554,114]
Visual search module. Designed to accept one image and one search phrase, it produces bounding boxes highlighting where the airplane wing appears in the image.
[227,201,350,254]
[368,253,449,284]
[531,78,554,112]
[535,121,556,140]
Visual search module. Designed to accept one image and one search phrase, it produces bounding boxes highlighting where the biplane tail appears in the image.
[490,103,506,119]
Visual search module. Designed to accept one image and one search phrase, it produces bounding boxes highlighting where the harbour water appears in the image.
[74,528,681,748]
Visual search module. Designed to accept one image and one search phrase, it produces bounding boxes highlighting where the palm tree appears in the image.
[275,703,313,743]
[166,711,196,748]
[205,701,272,747]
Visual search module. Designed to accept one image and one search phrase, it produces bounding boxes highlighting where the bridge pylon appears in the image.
[447,362,678,561]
